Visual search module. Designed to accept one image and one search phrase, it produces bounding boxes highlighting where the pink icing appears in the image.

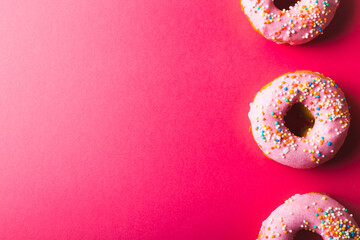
[258,193,360,240]
[248,71,350,169]
[241,0,340,45]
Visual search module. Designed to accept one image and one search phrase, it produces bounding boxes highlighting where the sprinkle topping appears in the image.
[259,194,360,240]
[241,0,340,45]
[249,72,350,168]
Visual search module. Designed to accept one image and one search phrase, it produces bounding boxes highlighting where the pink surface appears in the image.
[0,0,359,239]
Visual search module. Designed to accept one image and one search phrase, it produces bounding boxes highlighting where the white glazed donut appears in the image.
[241,0,340,45]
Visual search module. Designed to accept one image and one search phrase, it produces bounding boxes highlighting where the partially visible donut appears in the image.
[240,0,340,45]
[257,193,360,240]
[248,71,350,169]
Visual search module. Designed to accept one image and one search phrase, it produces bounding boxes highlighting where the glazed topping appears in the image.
[303,206,358,239]
[260,195,360,240]
[251,73,350,165]
[253,0,338,40]
[241,0,340,44]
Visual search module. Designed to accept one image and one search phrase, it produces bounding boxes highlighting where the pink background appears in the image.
[0,0,359,239]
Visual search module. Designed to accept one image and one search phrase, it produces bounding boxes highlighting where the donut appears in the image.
[257,193,360,239]
[240,0,340,45]
[248,71,350,169]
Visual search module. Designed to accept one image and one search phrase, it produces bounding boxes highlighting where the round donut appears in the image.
[257,193,360,240]
[240,0,340,45]
[248,71,350,169]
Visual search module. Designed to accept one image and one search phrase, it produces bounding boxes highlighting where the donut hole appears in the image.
[294,230,322,240]
[274,0,299,10]
[284,102,315,137]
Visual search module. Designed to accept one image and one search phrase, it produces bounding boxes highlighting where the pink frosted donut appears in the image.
[240,0,340,45]
[258,193,360,240]
[248,71,350,169]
